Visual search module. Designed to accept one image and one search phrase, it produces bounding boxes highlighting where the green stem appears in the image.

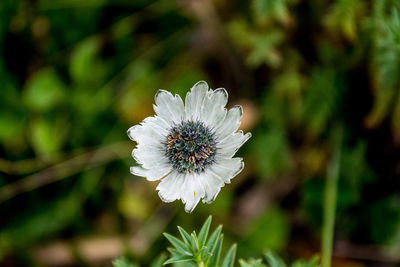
[321,131,342,267]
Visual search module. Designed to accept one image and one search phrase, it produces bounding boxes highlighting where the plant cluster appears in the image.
[113,217,320,267]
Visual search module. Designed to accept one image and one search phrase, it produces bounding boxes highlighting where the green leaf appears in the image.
[150,253,168,267]
[163,254,193,265]
[166,247,186,259]
[367,7,400,129]
[207,233,223,267]
[221,244,237,267]
[177,226,192,247]
[239,258,267,267]
[69,38,99,82]
[163,233,189,252]
[205,225,223,256]
[24,68,66,112]
[198,216,212,247]
[324,0,366,41]
[301,68,340,137]
[291,255,320,267]
[112,257,138,267]
[252,0,289,25]
[199,246,212,260]
[190,232,199,253]
[264,251,287,267]
[30,117,67,156]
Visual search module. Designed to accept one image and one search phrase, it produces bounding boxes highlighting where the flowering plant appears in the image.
[127,81,251,212]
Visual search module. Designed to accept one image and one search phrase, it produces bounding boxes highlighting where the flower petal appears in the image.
[185,81,209,121]
[132,145,168,169]
[201,171,224,204]
[215,105,243,139]
[156,171,183,202]
[181,172,205,212]
[154,90,185,124]
[127,116,169,146]
[217,131,251,157]
[201,88,228,127]
[211,157,244,183]
[130,165,172,181]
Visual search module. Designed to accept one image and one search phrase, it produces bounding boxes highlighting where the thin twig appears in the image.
[0,141,132,204]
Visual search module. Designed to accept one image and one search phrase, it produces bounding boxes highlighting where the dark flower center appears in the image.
[164,120,217,173]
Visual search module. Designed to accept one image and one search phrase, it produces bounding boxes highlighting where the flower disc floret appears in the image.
[165,120,217,173]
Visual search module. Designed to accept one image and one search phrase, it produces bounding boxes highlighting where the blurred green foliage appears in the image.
[0,0,400,266]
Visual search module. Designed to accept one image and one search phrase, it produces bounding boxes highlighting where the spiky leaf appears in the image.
[177,226,192,247]
[198,216,212,247]
[208,234,223,267]
[150,253,168,267]
[163,233,189,252]
[221,244,237,267]
[205,225,223,256]
[264,251,287,267]
[163,254,194,265]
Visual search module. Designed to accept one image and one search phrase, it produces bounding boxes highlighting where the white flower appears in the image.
[127,81,251,212]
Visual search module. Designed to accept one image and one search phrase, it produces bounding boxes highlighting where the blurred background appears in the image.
[1,0,400,266]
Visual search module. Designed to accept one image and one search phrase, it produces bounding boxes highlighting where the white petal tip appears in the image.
[233,105,243,117]
[242,132,252,145]
[193,80,209,89]
[157,191,177,203]
[129,166,143,177]
[127,126,138,141]
[154,89,170,101]
[214,87,228,97]
[235,159,245,177]
[184,205,196,213]
[184,199,200,213]
[203,187,221,204]
[131,149,148,167]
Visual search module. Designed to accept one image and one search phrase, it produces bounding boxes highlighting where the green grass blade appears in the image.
[321,129,342,267]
